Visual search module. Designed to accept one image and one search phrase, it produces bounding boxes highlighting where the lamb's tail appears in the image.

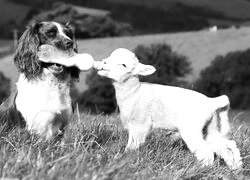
[213,95,230,110]
[212,95,230,137]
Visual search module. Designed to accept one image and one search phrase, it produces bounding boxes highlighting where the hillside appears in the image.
[4,0,250,36]
[7,0,250,21]
[0,0,30,26]
[1,27,250,92]
[107,0,250,20]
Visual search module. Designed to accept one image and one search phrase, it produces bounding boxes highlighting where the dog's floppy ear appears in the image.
[65,22,78,53]
[14,22,42,79]
[70,32,80,80]
[64,22,80,80]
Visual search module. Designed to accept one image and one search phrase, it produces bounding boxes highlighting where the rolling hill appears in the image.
[3,0,250,36]
[107,0,250,20]
[1,27,250,92]
[0,0,30,26]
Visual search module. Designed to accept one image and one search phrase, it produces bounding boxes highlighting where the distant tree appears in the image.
[134,44,192,86]
[195,49,250,109]
[0,72,11,103]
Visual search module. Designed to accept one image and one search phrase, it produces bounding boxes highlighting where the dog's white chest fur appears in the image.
[15,71,72,138]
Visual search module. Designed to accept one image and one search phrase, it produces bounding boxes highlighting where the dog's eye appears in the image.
[46,29,57,37]
[120,64,127,67]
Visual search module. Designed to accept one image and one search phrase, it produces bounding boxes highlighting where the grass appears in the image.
[0,112,250,180]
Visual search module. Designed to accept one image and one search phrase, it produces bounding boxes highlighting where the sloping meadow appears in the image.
[0,112,249,180]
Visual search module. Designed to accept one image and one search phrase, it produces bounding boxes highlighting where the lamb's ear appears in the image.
[132,63,156,76]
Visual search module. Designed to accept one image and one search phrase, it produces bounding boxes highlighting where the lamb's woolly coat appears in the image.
[96,48,242,170]
[115,76,228,133]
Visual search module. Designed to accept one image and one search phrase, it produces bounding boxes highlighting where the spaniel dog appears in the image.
[0,21,80,139]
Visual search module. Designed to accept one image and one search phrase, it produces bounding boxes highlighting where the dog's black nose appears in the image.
[65,40,73,48]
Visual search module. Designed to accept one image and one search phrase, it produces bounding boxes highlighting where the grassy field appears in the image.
[0,112,249,180]
[2,26,250,92]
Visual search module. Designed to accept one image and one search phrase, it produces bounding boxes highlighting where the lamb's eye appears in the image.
[121,64,126,67]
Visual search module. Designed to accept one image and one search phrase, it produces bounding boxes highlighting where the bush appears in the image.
[134,44,192,86]
[78,44,191,114]
[77,70,117,114]
[195,49,250,109]
[0,72,11,104]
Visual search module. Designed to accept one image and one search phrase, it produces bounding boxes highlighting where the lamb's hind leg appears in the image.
[180,129,215,166]
[206,133,242,169]
[206,106,242,169]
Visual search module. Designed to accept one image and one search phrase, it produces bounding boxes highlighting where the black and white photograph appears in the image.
[0,0,249,179]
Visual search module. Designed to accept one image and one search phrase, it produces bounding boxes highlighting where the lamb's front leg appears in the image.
[125,122,151,151]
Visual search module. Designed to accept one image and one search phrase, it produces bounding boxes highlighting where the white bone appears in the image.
[38,45,98,71]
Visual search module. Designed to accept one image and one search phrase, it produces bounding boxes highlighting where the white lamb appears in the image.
[95,48,242,169]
